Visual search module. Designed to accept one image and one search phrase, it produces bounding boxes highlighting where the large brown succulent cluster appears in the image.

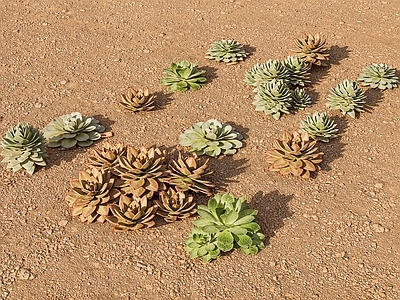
[66,142,214,231]
[265,131,324,178]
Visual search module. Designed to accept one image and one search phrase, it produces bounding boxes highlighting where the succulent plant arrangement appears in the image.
[245,59,290,88]
[205,39,248,64]
[283,56,311,87]
[265,131,324,178]
[1,123,47,175]
[300,112,338,142]
[326,79,366,118]
[155,187,197,222]
[120,88,156,112]
[179,119,243,157]
[160,60,207,92]
[185,193,265,262]
[291,33,330,66]
[43,112,111,148]
[357,63,399,90]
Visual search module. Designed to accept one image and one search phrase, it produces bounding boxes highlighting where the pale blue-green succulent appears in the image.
[283,56,311,87]
[205,39,248,63]
[1,123,47,174]
[179,119,243,157]
[291,87,312,110]
[245,59,290,87]
[326,79,366,118]
[357,63,398,90]
[300,112,338,142]
[43,112,110,148]
[160,60,207,92]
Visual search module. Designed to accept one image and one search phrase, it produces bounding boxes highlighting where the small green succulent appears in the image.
[326,79,366,118]
[185,193,265,262]
[43,112,110,148]
[252,80,292,120]
[300,112,338,142]
[357,63,399,90]
[160,60,207,92]
[205,39,248,63]
[283,56,311,87]
[179,119,243,157]
[1,123,47,174]
[245,59,290,87]
[291,87,312,110]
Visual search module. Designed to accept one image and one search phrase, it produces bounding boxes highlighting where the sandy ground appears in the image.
[1,0,400,299]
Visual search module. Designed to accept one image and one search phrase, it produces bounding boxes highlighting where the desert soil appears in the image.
[1,0,400,299]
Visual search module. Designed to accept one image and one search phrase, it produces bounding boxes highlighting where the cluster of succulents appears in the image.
[179,119,243,157]
[160,60,207,92]
[66,142,215,231]
[185,193,265,262]
[206,39,248,64]
[0,112,110,174]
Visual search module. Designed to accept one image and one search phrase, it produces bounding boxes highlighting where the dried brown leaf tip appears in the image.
[265,131,324,178]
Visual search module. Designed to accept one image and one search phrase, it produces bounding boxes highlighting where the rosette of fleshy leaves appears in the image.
[120,87,156,112]
[107,194,157,231]
[185,193,265,262]
[265,131,324,178]
[245,59,290,88]
[291,33,330,66]
[167,151,214,195]
[300,112,338,142]
[43,112,111,148]
[155,187,197,223]
[160,60,207,92]
[179,119,243,157]
[65,167,121,223]
[283,56,311,87]
[357,63,399,90]
[205,39,248,63]
[326,79,366,118]
[1,123,47,174]
[87,142,127,172]
[291,87,312,110]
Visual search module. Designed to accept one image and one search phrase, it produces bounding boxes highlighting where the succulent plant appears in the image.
[291,87,312,110]
[155,187,197,222]
[326,79,366,118]
[283,56,311,86]
[300,112,338,142]
[179,119,243,157]
[185,228,221,263]
[120,88,156,112]
[265,131,324,178]
[107,194,157,231]
[160,60,207,92]
[65,167,121,223]
[205,39,248,63]
[1,123,47,174]
[252,80,292,120]
[291,33,330,66]
[244,59,290,87]
[43,112,111,148]
[168,152,214,195]
[357,63,399,90]
[113,146,170,198]
[186,193,265,261]
[87,142,126,172]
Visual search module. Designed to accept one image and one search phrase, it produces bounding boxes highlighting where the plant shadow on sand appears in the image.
[153,91,173,111]
[362,88,383,114]
[44,115,115,169]
[199,65,218,84]
[250,190,294,246]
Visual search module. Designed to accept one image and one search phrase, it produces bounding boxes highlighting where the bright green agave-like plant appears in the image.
[357,63,399,90]
[1,123,47,174]
[300,112,338,142]
[43,112,111,148]
[160,60,207,92]
[185,193,265,262]
[326,79,366,118]
[205,39,248,63]
[179,119,243,157]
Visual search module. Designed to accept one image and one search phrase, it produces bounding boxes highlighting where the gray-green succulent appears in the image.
[291,87,312,110]
[357,63,399,90]
[252,80,292,120]
[300,112,338,142]
[179,119,243,157]
[245,59,290,87]
[283,56,311,87]
[43,112,110,148]
[326,79,366,118]
[160,60,207,92]
[205,39,248,63]
[185,193,265,262]
[1,123,47,174]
